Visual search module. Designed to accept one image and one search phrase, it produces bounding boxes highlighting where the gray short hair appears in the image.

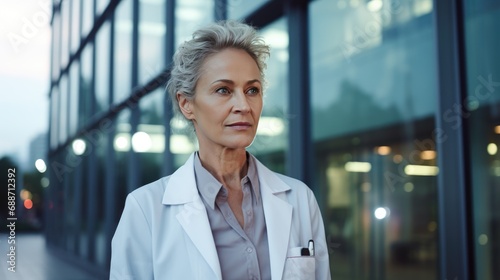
[166,20,270,120]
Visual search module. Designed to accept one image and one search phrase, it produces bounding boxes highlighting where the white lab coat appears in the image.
[110,153,331,280]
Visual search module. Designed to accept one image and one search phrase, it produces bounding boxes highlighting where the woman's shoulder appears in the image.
[127,175,171,205]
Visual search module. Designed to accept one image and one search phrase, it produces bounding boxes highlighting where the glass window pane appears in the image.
[82,0,95,38]
[50,87,60,149]
[138,89,164,185]
[80,44,93,127]
[69,60,79,136]
[247,18,289,174]
[463,1,500,279]
[96,0,110,16]
[227,0,268,20]
[95,20,111,114]
[52,13,61,80]
[175,0,214,47]
[60,0,70,69]
[113,0,133,103]
[310,1,438,279]
[70,0,81,53]
[170,0,214,167]
[59,75,69,144]
[114,109,131,219]
[139,0,166,85]
[95,133,106,267]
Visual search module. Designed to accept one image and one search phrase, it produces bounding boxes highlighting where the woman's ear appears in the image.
[177,92,195,120]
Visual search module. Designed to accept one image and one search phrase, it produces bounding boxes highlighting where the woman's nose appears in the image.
[232,91,250,113]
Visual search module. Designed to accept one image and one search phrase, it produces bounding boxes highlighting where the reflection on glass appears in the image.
[247,18,288,174]
[69,61,79,136]
[227,0,268,19]
[95,21,111,115]
[464,1,500,279]
[113,0,133,103]
[310,0,438,279]
[139,0,165,85]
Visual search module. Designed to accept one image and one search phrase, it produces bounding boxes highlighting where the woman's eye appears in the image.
[216,88,230,94]
[247,87,260,95]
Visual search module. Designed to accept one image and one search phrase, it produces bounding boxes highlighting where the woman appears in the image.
[110,20,331,280]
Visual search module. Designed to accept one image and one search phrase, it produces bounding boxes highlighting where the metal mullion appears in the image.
[163,0,175,176]
[284,0,313,187]
[433,0,473,279]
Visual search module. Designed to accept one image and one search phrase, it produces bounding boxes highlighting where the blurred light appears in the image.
[404,182,414,192]
[428,221,437,232]
[337,0,347,9]
[478,234,488,245]
[170,117,189,130]
[487,143,498,155]
[345,161,372,173]
[41,177,50,188]
[466,100,479,111]
[393,154,403,164]
[35,159,47,173]
[361,182,371,192]
[72,139,86,155]
[376,146,391,156]
[49,201,54,209]
[420,150,436,160]
[262,29,289,49]
[148,134,165,153]
[413,0,433,17]
[24,199,33,210]
[495,125,500,134]
[257,117,285,136]
[404,165,439,176]
[367,0,383,12]
[132,132,153,152]
[276,50,289,62]
[139,22,165,36]
[374,207,389,220]
[350,0,360,8]
[20,189,32,201]
[114,134,130,152]
[176,8,203,21]
[170,135,196,154]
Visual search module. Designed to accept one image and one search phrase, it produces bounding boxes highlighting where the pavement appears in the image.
[0,233,106,280]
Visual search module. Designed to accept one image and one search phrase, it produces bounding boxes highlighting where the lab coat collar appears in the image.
[162,152,292,280]
[162,153,291,204]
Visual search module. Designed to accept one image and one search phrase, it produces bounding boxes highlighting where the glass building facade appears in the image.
[46,0,499,279]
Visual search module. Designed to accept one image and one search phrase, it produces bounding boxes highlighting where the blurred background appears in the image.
[1,0,499,279]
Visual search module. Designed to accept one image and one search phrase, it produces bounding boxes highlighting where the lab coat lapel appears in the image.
[254,156,292,280]
[163,154,222,280]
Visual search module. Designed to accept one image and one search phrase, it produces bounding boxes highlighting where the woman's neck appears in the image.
[198,147,248,189]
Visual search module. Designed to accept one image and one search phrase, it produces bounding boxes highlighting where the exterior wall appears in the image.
[46,0,500,279]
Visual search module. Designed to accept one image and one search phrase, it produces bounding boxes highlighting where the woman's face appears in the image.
[178,48,263,152]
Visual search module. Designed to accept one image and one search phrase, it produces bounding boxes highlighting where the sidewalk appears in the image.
[0,233,104,280]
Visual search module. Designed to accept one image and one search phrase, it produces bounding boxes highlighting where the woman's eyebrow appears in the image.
[211,79,261,85]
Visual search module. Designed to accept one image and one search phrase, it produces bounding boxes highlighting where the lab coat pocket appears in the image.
[283,256,315,280]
